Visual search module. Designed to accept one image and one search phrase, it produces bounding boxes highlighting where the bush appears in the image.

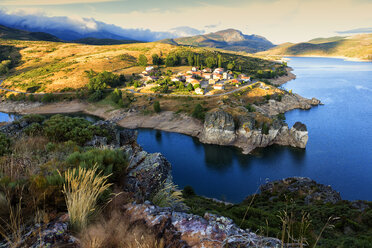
[0,133,10,156]
[183,185,196,198]
[65,148,128,183]
[23,123,43,136]
[245,103,256,112]
[192,104,205,121]
[20,114,46,124]
[43,115,105,145]
[41,93,56,103]
[152,181,183,208]
[87,71,121,92]
[111,88,122,103]
[88,90,103,102]
[153,101,161,113]
[61,166,112,231]
[138,54,148,67]
[261,123,270,135]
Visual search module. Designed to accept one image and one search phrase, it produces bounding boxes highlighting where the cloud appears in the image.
[0,8,178,41]
[169,26,204,37]
[0,0,120,5]
[355,85,372,92]
[337,27,372,34]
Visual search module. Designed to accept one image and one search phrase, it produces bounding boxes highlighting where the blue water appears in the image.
[136,57,372,203]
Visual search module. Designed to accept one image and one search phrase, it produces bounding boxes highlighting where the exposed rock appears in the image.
[123,146,173,203]
[200,110,237,145]
[260,177,342,204]
[255,93,321,116]
[123,202,283,248]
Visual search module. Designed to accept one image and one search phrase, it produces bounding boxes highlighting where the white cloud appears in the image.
[0,0,120,5]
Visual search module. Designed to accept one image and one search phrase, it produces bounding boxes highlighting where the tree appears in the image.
[188,53,194,66]
[87,71,121,92]
[217,54,222,68]
[187,83,194,91]
[152,54,160,65]
[153,101,161,113]
[227,62,235,70]
[192,104,205,120]
[111,88,122,103]
[206,57,216,68]
[138,54,148,67]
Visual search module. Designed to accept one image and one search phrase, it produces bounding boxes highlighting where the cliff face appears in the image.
[200,110,309,154]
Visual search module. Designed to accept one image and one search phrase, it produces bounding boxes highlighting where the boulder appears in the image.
[200,110,236,145]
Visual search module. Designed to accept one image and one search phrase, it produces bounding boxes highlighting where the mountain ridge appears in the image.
[159,29,275,53]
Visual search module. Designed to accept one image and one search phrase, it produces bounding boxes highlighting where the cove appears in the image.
[137,57,372,203]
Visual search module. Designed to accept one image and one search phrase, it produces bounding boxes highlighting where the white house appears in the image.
[213,84,225,90]
[145,66,154,72]
[195,88,204,95]
[192,67,199,72]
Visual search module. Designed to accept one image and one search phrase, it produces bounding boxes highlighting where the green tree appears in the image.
[188,53,194,66]
[111,88,122,103]
[153,101,161,113]
[87,71,121,92]
[152,54,160,65]
[0,133,10,156]
[192,104,205,120]
[206,57,216,68]
[187,83,194,91]
[217,54,222,68]
[138,54,148,67]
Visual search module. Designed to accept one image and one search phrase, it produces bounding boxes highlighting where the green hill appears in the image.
[0,24,61,42]
[257,34,372,60]
[160,29,275,53]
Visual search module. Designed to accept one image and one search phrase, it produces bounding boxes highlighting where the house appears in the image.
[203,68,212,73]
[240,76,251,82]
[223,72,234,80]
[192,66,199,72]
[195,88,204,95]
[203,73,212,80]
[213,73,223,80]
[213,84,225,90]
[171,77,179,82]
[209,79,216,85]
[186,76,194,83]
[192,71,203,78]
[145,66,154,72]
[190,79,200,86]
[213,68,224,74]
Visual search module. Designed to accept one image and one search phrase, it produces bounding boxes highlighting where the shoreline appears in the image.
[0,70,319,154]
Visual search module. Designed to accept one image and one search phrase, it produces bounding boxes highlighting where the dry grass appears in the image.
[80,211,163,248]
[151,181,183,208]
[60,165,112,231]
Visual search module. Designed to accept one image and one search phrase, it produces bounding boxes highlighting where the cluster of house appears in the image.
[139,66,251,95]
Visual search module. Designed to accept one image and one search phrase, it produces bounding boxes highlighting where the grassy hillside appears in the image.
[0,39,282,93]
[0,24,61,42]
[160,29,275,53]
[257,34,372,60]
[72,37,142,45]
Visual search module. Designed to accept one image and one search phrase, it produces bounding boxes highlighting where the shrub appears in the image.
[88,90,103,102]
[60,166,112,231]
[41,93,55,103]
[65,148,127,183]
[245,103,256,112]
[153,101,161,113]
[87,71,121,92]
[182,185,196,198]
[111,88,122,103]
[277,113,286,121]
[23,123,43,136]
[20,114,45,124]
[138,54,148,67]
[0,133,10,156]
[192,104,205,121]
[261,123,270,135]
[43,115,104,145]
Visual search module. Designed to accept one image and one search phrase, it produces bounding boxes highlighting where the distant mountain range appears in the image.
[0,24,61,42]
[159,29,275,53]
[257,34,372,60]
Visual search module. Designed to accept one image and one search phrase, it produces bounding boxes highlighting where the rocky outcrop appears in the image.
[200,109,309,154]
[123,202,283,248]
[260,177,342,204]
[255,93,321,116]
[200,110,236,145]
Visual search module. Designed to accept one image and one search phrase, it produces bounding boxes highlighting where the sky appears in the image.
[0,0,371,43]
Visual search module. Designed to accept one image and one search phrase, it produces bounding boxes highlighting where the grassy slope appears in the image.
[0,39,279,93]
[257,34,372,60]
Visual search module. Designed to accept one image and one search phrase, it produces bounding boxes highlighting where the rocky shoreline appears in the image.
[0,88,321,154]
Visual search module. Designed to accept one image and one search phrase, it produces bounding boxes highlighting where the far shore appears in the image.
[282,54,372,62]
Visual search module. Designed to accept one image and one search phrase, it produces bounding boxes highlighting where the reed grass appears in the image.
[60,165,112,231]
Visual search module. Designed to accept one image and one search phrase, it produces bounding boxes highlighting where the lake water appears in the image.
[137,57,372,202]
[1,57,371,203]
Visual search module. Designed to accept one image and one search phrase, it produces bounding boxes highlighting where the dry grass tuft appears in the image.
[151,181,183,208]
[60,165,112,231]
[80,211,162,248]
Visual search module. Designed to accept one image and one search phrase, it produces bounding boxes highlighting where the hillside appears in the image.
[0,24,61,42]
[72,37,142,45]
[257,33,372,60]
[0,39,278,93]
[160,29,275,53]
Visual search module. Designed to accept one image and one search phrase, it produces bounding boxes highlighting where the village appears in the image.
[136,65,253,95]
